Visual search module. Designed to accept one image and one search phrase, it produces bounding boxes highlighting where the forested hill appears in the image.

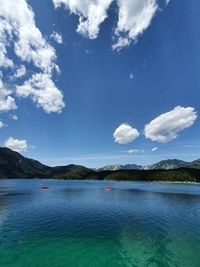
[0,147,200,182]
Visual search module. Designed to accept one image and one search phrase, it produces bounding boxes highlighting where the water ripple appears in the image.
[0,180,200,267]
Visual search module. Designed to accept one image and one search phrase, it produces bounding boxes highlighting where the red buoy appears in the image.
[41,186,49,189]
[104,186,112,191]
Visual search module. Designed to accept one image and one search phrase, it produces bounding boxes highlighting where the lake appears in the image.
[0,179,200,267]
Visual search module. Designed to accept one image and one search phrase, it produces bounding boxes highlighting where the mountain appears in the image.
[1,147,200,182]
[0,147,51,178]
[98,159,200,171]
[144,159,190,170]
[188,159,200,169]
[122,164,143,170]
[145,159,200,170]
[0,147,93,179]
[50,164,94,179]
[98,164,123,171]
[98,164,142,171]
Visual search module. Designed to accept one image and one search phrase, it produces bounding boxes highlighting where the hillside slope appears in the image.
[0,148,93,179]
[0,148,51,178]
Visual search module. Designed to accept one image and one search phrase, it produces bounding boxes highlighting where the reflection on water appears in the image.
[0,179,200,267]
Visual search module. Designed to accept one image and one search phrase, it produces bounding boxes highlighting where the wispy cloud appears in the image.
[127,149,144,154]
[50,31,63,44]
[129,73,134,79]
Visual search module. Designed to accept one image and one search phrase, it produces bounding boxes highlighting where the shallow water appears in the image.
[0,179,200,267]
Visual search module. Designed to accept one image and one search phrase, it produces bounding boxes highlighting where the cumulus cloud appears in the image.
[0,0,65,113]
[4,137,28,152]
[53,0,162,50]
[50,31,63,44]
[144,106,197,143]
[0,79,17,112]
[113,123,140,144]
[16,73,65,113]
[53,0,113,39]
[152,147,158,152]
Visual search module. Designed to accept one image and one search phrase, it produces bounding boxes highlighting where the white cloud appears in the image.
[50,31,63,44]
[144,106,197,143]
[127,149,144,154]
[16,73,65,113]
[13,65,26,78]
[129,73,134,79]
[0,42,14,68]
[0,0,65,113]
[4,137,28,152]
[113,0,158,50]
[113,123,140,144]
[52,0,113,39]
[112,37,130,51]
[152,147,157,152]
[9,114,18,120]
[52,0,161,50]
[0,0,57,73]
[0,121,5,128]
[0,79,17,112]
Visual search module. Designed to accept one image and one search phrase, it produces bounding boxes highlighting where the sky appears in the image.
[0,0,200,168]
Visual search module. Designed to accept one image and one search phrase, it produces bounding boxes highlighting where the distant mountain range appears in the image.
[98,163,142,171]
[1,147,200,182]
[99,159,200,171]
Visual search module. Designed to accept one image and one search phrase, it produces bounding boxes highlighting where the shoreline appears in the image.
[0,178,200,185]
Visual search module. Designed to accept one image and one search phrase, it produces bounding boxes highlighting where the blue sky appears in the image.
[0,0,200,168]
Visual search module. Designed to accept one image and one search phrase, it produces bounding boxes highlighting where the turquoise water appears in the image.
[0,180,200,267]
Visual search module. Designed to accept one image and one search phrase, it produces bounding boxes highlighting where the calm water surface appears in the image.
[0,179,200,267]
